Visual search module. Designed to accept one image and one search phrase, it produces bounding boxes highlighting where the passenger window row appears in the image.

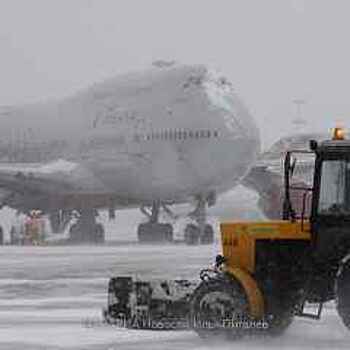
[135,130,219,142]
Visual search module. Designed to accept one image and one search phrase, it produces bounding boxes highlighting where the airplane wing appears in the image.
[0,159,79,198]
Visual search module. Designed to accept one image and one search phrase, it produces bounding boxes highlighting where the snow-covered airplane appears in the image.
[244,132,327,220]
[0,62,260,244]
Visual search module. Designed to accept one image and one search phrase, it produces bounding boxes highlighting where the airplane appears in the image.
[0,62,261,244]
[244,132,327,220]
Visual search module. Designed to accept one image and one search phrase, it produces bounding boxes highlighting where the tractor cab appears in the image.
[284,127,350,259]
[311,136,350,259]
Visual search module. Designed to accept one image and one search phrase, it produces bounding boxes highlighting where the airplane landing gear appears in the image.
[184,223,214,245]
[137,222,173,243]
[0,226,3,245]
[138,201,173,243]
[137,196,215,245]
[69,209,105,244]
[49,210,71,234]
[185,196,214,245]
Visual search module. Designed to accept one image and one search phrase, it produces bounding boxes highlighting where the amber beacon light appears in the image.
[332,127,346,140]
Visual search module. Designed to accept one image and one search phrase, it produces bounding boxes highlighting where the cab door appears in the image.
[311,156,350,259]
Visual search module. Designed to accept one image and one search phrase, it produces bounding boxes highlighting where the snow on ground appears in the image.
[0,244,350,350]
[0,188,349,349]
[0,244,211,349]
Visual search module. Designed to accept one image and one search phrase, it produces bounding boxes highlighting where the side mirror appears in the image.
[290,157,297,177]
[309,139,318,151]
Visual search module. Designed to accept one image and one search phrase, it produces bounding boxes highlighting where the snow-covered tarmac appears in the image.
[0,244,350,350]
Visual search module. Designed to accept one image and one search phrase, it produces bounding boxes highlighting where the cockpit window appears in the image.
[318,160,350,215]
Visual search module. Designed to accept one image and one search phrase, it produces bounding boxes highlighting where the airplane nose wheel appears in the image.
[137,222,173,243]
[184,224,200,245]
[201,224,214,244]
[184,224,214,245]
[185,195,214,245]
[138,201,174,243]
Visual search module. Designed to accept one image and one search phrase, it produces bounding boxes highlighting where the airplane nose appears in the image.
[203,70,234,111]
[203,69,260,143]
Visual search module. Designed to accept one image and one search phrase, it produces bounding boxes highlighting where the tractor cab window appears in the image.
[318,160,350,215]
[285,152,315,220]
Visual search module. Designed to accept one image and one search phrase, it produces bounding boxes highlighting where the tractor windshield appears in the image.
[318,160,350,215]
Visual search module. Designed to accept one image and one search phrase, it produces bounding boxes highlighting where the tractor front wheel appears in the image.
[189,277,251,340]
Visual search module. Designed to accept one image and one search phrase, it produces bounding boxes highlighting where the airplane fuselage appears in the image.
[0,64,260,211]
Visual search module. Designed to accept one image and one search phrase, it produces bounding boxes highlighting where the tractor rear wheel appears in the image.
[336,258,350,329]
[264,303,294,336]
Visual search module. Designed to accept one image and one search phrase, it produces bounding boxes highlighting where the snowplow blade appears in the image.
[103,276,198,329]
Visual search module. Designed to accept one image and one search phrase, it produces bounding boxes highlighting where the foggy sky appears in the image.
[0,0,350,147]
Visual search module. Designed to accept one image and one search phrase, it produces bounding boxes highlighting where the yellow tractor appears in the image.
[104,128,350,339]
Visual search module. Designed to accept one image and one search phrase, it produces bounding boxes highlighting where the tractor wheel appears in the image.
[189,277,250,340]
[264,302,295,336]
[262,286,296,337]
[336,259,350,329]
